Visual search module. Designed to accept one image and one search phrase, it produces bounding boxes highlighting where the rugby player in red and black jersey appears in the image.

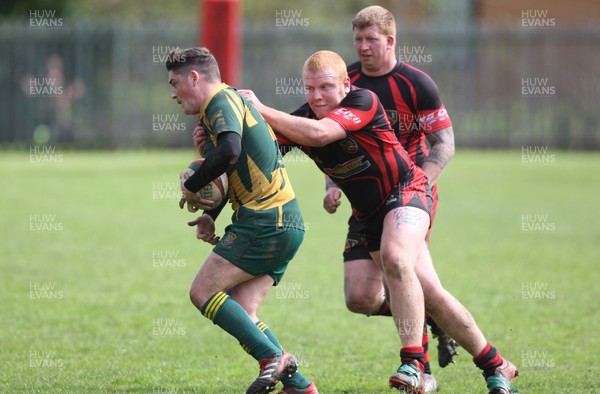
[241,50,434,393]
[323,5,456,392]
[279,89,429,225]
[240,47,518,394]
[327,6,517,394]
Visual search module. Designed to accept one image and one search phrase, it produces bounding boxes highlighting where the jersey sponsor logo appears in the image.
[210,109,226,129]
[339,137,358,154]
[419,108,448,126]
[324,156,371,179]
[333,107,362,125]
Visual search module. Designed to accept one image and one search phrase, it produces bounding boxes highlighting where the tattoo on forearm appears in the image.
[425,148,450,168]
[393,208,421,228]
[425,127,455,169]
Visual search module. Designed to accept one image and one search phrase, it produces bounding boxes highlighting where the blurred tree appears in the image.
[243,0,380,26]
[1,0,466,27]
[0,0,68,17]
[66,0,197,24]
[0,0,197,24]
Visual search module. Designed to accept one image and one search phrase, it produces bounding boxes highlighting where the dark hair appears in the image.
[165,47,221,82]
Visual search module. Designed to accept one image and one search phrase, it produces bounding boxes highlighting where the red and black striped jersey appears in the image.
[347,61,452,167]
[281,88,426,221]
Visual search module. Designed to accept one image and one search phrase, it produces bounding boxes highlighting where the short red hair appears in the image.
[302,50,348,84]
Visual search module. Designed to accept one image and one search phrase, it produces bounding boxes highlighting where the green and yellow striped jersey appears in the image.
[199,83,299,226]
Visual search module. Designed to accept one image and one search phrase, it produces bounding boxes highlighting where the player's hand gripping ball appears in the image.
[181,159,229,210]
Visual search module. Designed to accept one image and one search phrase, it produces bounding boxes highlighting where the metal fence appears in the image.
[1,20,599,149]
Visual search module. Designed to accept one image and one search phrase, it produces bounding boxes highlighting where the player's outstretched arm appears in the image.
[239,89,346,147]
[423,126,455,185]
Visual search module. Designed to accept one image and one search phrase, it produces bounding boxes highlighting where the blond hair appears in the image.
[302,50,348,84]
[352,5,396,38]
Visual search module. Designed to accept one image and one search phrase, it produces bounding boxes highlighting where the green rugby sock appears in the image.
[201,292,280,360]
[256,321,311,390]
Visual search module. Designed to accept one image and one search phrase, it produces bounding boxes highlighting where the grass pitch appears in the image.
[1,149,599,393]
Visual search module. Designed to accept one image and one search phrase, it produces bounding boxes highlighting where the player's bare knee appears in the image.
[189,285,208,310]
[344,280,382,314]
[344,298,363,313]
[380,256,411,281]
[345,293,376,314]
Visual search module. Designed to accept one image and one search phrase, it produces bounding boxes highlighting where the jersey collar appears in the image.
[200,82,229,117]
[360,60,403,80]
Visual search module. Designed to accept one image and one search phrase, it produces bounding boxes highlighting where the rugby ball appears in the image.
[183,159,229,209]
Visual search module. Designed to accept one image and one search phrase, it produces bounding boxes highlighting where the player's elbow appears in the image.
[308,136,329,147]
[218,133,242,164]
[446,142,455,159]
[223,146,240,165]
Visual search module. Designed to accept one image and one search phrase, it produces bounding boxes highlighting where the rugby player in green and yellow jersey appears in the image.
[167,47,318,394]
